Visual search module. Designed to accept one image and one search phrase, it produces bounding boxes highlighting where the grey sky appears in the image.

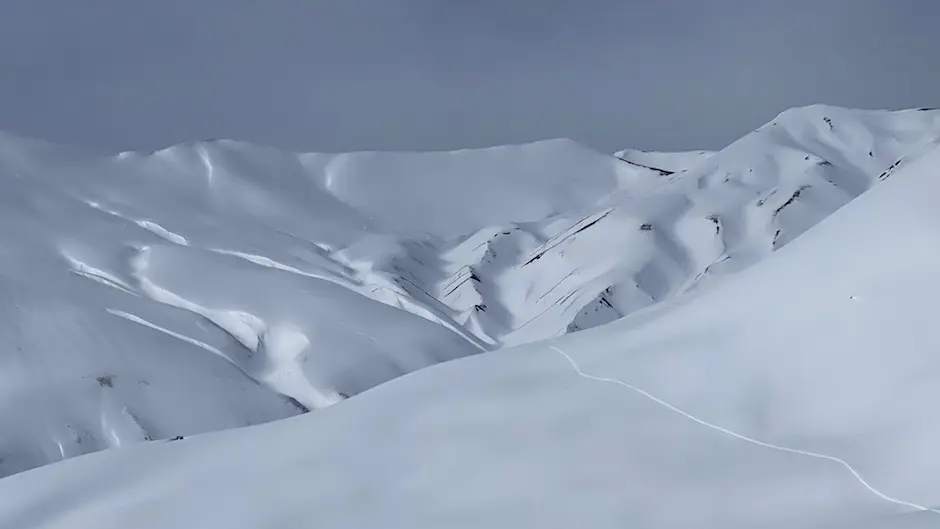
[1,0,937,154]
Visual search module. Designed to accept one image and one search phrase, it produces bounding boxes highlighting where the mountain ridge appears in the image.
[4,132,940,527]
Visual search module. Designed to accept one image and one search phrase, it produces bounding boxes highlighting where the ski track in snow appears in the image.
[550,346,940,516]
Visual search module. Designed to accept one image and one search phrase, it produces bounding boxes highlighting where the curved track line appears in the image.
[550,346,940,515]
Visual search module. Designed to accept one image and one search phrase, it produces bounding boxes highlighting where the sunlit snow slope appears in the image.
[1,105,939,479]
[3,119,940,528]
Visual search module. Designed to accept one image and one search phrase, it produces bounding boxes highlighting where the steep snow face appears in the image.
[467,105,940,345]
[3,138,940,528]
[1,105,939,478]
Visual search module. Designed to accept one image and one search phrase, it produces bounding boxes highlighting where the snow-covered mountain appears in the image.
[2,104,940,527]
[3,104,940,528]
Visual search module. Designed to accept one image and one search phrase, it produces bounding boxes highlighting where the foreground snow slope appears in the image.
[3,104,940,479]
[3,127,940,528]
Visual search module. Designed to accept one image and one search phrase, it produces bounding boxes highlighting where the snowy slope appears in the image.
[2,105,940,480]
[3,133,940,528]
[453,105,940,344]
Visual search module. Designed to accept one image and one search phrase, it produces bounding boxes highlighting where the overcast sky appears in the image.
[1,0,937,154]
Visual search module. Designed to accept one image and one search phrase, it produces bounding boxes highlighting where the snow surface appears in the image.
[3,105,940,527]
